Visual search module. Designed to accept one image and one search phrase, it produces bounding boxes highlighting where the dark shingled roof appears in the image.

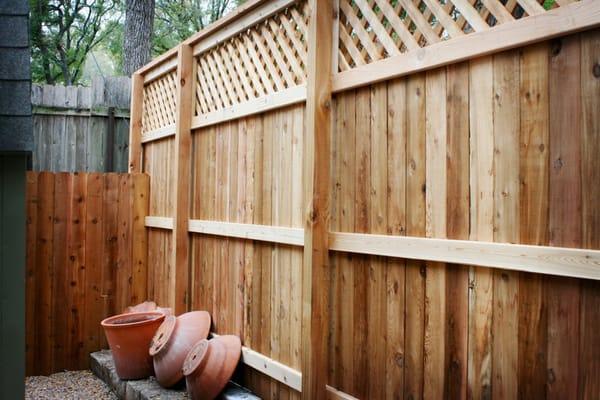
[0,0,32,153]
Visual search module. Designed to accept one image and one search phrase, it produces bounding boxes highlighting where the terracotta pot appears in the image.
[124,301,173,316]
[182,335,242,400]
[149,311,211,388]
[101,311,165,379]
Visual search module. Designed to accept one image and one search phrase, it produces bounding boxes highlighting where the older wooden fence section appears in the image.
[127,0,600,399]
[32,77,131,173]
[25,172,148,376]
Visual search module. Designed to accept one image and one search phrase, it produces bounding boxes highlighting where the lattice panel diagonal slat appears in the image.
[142,70,177,133]
[194,0,309,116]
[337,0,579,71]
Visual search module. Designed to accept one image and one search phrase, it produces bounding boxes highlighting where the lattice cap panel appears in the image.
[194,0,309,115]
[338,0,572,71]
[142,69,177,133]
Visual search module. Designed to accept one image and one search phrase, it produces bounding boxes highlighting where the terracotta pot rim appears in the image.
[149,315,177,356]
[182,335,241,376]
[101,311,165,328]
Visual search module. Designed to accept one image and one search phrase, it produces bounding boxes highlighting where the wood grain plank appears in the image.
[131,173,149,305]
[386,78,406,400]
[116,174,133,312]
[367,82,387,399]
[101,173,119,342]
[52,172,71,372]
[547,34,582,400]
[36,172,55,375]
[467,56,494,400]
[25,172,38,376]
[172,44,194,314]
[424,67,447,400]
[302,1,334,397]
[353,86,370,399]
[579,28,600,400]
[83,173,104,366]
[404,73,426,400]
[492,50,520,400]
[518,42,549,400]
[445,62,469,400]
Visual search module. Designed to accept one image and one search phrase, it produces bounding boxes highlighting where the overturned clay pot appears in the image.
[101,311,165,380]
[182,335,242,400]
[149,311,211,388]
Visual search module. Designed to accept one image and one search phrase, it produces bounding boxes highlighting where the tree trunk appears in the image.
[123,0,155,76]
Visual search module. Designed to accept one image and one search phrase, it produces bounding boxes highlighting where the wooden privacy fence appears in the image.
[32,77,131,173]
[25,172,148,376]
[128,0,600,399]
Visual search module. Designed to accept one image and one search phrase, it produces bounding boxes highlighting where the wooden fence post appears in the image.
[128,73,144,173]
[302,0,334,398]
[171,44,194,314]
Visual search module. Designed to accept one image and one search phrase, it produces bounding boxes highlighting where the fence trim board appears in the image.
[325,385,360,400]
[140,124,177,144]
[332,0,600,93]
[211,332,302,391]
[32,106,130,119]
[188,220,304,246]
[145,216,174,230]
[329,232,600,281]
[191,85,306,130]
[143,57,178,84]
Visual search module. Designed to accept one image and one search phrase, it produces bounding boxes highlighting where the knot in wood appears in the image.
[593,63,600,79]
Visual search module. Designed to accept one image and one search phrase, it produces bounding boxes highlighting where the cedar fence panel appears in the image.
[25,171,148,376]
[19,0,600,399]
[31,77,131,173]
[130,0,600,399]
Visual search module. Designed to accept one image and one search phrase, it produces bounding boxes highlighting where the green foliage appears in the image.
[543,0,556,10]
[30,0,246,84]
[30,0,120,84]
[152,0,245,55]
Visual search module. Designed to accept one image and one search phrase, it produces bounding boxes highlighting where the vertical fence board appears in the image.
[367,82,387,399]
[25,172,38,376]
[353,86,370,399]
[404,73,426,400]
[67,173,87,368]
[579,29,600,400]
[84,173,105,360]
[424,67,447,400]
[51,172,71,372]
[468,56,495,400]
[386,78,406,400]
[547,34,582,400]
[492,50,520,400]
[518,42,550,400]
[445,62,469,400]
[35,172,55,375]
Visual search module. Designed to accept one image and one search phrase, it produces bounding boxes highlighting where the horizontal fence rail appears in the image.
[129,0,600,398]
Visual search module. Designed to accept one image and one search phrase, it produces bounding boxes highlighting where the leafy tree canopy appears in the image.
[31,0,245,84]
[30,0,119,84]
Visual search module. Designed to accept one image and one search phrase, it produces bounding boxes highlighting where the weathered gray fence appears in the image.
[31,76,131,172]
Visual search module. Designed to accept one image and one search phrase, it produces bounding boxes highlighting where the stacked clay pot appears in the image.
[182,335,242,400]
[101,311,165,379]
[149,311,211,387]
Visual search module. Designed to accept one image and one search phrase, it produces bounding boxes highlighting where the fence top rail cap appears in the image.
[135,0,274,77]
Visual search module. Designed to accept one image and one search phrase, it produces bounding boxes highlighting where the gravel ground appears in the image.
[26,370,118,400]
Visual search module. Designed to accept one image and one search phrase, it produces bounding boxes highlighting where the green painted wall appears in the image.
[0,154,26,398]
